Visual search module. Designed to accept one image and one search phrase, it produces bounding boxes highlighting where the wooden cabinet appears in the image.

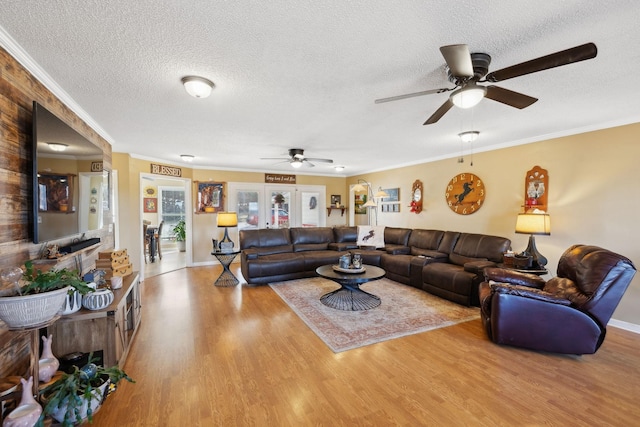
[49,272,141,367]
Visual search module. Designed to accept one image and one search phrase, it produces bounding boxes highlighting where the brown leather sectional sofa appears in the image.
[240,226,511,306]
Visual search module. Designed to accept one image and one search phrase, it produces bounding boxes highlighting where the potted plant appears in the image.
[0,262,94,328]
[37,357,134,426]
[172,219,187,252]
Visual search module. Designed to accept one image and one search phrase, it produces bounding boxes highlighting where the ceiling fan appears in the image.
[375,42,597,125]
[261,148,334,168]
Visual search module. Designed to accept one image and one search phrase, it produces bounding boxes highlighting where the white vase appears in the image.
[2,377,42,427]
[82,288,114,311]
[38,334,60,383]
[0,286,70,329]
[61,289,83,315]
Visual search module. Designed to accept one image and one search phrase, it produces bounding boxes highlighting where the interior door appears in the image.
[266,187,292,229]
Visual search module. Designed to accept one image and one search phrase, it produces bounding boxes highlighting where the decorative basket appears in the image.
[0,286,70,329]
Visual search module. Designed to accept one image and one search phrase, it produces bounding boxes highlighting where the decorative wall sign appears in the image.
[445,172,485,215]
[143,186,157,197]
[525,166,548,211]
[150,163,182,177]
[195,181,224,213]
[265,174,296,184]
[91,161,103,172]
[143,198,157,213]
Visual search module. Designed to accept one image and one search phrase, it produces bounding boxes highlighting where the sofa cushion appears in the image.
[291,227,333,252]
[438,231,461,254]
[333,226,357,243]
[408,229,444,251]
[380,253,413,277]
[303,250,345,270]
[449,253,486,267]
[451,233,511,263]
[384,227,412,245]
[423,263,476,296]
[240,228,291,249]
[242,253,305,278]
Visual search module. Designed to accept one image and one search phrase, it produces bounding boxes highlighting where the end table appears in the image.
[211,250,241,286]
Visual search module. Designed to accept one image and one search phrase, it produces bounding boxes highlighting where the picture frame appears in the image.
[143,198,157,213]
[38,173,74,213]
[381,188,400,203]
[354,194,367,214]
[330,194,341,207]
[195,181,225,213]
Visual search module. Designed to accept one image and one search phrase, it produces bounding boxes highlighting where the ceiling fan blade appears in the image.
[485,86,538,109]
[305,157,333,163]
[423,99,454,125]
[304,160,316,167]
[260,157,289,160]
[440,44,474,77]
[485,42,597,82]
[374,88,451,104]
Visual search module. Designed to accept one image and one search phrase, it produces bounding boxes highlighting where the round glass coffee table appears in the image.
[315,264,386,311]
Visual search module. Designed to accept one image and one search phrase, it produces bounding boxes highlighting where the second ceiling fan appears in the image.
[375,42,598,125]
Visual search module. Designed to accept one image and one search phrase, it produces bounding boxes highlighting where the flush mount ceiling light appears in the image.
[334,166,345,172]
[458,131,480,143]
[180,154,194,162]
[47,143,68,152]
[181,76,214,98]
[450,84,487,109]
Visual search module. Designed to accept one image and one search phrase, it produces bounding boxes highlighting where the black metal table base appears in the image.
[320,284,381,311]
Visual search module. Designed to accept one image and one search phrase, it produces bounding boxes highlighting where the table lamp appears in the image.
[217,212,238,252]
[515,210,551,268]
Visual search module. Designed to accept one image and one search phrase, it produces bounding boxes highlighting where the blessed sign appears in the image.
[90,161,103,172]
[265,174,296,184]
[151,163,182,177]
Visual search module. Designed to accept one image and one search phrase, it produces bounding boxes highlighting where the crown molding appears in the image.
[0,25,114,145]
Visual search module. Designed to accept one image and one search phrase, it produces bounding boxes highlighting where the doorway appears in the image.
[140,173,191,279]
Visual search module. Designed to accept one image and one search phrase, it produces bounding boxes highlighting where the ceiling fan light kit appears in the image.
[181,76,214,98]
[260,148,333,169]
[450,85,486,109]
[458,131,479,143]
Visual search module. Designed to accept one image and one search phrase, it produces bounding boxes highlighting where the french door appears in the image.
[228,183,325,229]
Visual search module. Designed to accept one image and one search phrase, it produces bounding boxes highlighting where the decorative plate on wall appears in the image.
[143,186,157,197]
[445,173,485,215]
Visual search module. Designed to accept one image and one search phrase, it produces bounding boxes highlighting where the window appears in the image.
[158,186,185,239]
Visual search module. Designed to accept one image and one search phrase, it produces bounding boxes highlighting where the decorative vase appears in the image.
[61,289,83,315]
[2,377,42,427]
[39,334,60,383]
[82,288,114,311]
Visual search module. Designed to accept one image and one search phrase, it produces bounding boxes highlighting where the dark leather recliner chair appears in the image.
[479,245,636,355]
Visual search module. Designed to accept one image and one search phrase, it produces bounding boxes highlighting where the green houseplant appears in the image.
[0,262,94,328]
[37,357,135,426]
[172,219,187,252]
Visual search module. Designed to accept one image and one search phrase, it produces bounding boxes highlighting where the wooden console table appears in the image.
[48,272,141,368]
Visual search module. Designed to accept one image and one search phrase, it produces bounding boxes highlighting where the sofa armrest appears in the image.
[489,282,572,306]
[484,267,546,289]
[463,260,496,275]
[243,248,260,260]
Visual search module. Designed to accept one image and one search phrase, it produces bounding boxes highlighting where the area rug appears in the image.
[269,277,479,353]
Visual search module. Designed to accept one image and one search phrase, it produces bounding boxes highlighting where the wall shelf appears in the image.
[327,207,347,216]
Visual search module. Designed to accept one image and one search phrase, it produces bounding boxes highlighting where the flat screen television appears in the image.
[32,101,108,244]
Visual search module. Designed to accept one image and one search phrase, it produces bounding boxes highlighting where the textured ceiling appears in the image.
[1,1,639,176]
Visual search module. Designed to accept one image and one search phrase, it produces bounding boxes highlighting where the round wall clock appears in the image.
[445,172,486,215]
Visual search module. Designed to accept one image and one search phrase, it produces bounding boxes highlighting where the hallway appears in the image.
[144,240,186,278]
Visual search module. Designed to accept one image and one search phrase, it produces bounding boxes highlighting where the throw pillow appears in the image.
[357,226,385,248]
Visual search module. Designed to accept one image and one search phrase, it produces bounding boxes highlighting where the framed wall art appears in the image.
[143,198,157,213]
[330,194,341,207]
[195,181,225,213]
[38,173,75,213]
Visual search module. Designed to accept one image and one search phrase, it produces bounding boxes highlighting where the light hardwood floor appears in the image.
[92,265,640,426]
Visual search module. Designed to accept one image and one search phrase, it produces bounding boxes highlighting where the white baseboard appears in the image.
[608,318,640,334]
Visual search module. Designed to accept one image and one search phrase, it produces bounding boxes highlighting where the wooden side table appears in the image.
[211,251,241,286]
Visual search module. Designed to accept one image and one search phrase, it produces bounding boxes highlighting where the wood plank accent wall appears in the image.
[0,46,115,376]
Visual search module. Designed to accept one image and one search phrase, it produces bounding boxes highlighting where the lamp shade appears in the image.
[217,212,238,227]
[362,199,377,207]
[515,213,551,235]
